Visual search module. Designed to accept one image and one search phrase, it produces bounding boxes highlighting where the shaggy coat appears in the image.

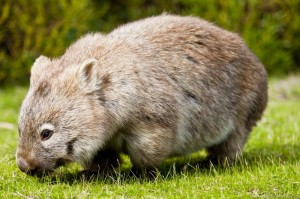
[16,14,267,176]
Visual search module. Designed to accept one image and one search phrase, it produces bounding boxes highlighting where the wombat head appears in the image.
[16,56,110,176]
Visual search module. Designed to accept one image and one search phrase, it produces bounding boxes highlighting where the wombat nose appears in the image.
[17,158,36,174]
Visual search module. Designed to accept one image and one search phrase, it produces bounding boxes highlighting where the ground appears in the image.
[0,75,299,198]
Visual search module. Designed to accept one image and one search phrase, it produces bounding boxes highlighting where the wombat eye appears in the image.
[40,129,53,141]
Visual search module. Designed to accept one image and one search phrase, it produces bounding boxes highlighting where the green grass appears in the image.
[0,76,299,198]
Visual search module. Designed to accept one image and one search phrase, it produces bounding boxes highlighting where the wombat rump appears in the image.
[16,14,267,176]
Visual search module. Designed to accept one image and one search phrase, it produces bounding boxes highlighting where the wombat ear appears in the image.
[31,55,51,74]
[30,55,51,85]
[78,58,99,93]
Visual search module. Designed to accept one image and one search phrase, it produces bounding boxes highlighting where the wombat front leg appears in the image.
[206,127,249,166]
[83,148,121,175]
[126,125,174,178]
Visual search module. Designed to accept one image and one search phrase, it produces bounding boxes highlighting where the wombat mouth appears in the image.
[27,168,54,177]
[27,159,69,177]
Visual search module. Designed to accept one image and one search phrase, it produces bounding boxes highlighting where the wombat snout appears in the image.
[16,157,38,175]
[16,154,66,176]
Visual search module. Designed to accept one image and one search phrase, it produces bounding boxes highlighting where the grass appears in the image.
[0,76,299,198]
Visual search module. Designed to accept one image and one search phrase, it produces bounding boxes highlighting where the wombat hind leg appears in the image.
[84,148,121,175]
[206,127,249,166]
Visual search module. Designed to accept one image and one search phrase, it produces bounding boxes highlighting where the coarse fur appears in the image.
[16,14,268,176]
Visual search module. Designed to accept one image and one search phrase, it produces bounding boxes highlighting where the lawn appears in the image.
[0,76,299,198]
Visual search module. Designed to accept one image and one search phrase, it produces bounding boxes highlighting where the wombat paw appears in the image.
[129,167,157,180]
[199,156,235,168]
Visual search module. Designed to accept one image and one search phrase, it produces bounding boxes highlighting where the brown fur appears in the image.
[16,14,267,176]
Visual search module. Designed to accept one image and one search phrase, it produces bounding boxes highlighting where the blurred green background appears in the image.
[1,0,299,85]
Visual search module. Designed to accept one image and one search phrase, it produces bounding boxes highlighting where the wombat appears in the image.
[16,14,267,176]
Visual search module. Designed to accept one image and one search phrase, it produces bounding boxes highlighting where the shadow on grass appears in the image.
[39,143,300,185]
